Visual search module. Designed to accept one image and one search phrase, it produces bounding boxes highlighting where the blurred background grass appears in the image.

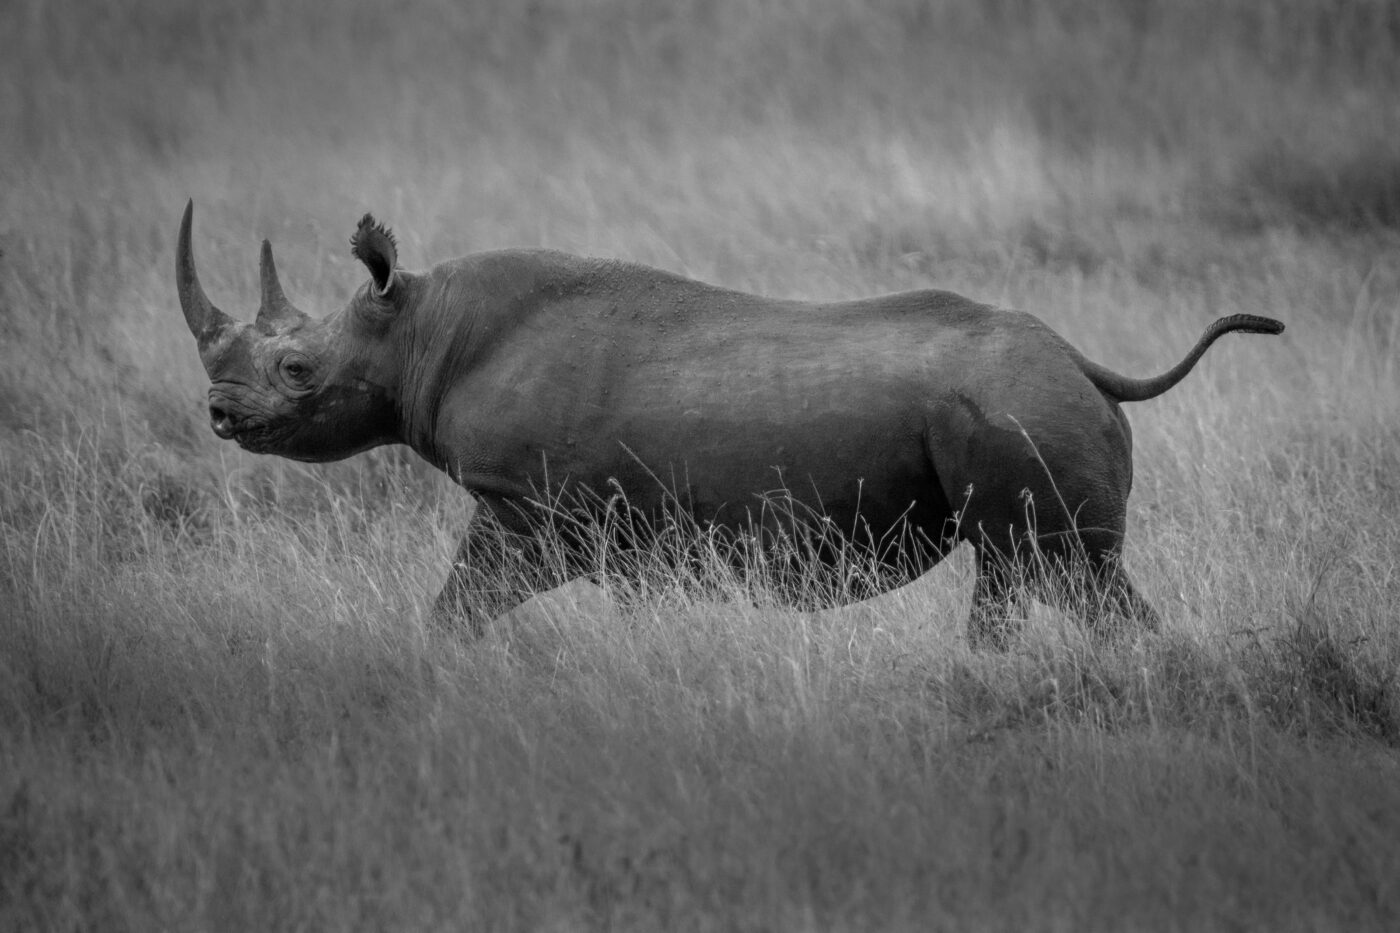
[5,0,1399,437]
[3,1,1400,929]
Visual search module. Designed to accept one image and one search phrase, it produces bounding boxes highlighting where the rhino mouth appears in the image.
[212,411,323,460]
[226,417,301,454]
[207,402,286,454]
[211,416,264,449]
[229,428,276,453]
[207,385,284,449]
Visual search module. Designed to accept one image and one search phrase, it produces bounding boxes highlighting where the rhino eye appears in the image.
[279,355,314,388]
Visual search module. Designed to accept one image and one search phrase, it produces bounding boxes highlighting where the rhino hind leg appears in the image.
[922,410,1157,648]
[968,543,1161,648]
[1074,558,1162,638]
[968,546,1026,650]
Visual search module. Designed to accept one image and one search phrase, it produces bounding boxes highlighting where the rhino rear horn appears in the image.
[256,240,309,331]
[175,200,238,367]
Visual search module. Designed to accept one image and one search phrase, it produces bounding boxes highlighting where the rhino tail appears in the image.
[1076,314,1285,403]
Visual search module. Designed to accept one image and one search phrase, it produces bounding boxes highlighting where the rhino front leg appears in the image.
[432,529,521,637]
[431,495,599,636]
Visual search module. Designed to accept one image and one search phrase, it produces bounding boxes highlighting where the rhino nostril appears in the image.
[209,403,238,438]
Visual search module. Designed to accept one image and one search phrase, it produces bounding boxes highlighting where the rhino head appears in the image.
[175,201,403,462]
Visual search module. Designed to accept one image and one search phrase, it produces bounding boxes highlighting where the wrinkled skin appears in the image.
[176,201,1284,647]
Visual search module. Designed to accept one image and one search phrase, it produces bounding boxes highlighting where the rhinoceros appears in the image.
[175,201,1283,647]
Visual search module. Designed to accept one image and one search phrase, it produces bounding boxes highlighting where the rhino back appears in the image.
[417,251,1108,534]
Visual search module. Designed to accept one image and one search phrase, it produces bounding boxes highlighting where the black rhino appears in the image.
[175,201,1283,647]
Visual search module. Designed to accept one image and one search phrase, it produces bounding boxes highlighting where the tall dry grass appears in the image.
[3,0,1400,929]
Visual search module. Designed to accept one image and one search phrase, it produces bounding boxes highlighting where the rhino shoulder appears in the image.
[435,248,597,284]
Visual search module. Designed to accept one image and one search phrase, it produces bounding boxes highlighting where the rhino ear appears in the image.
[350,214,398,297]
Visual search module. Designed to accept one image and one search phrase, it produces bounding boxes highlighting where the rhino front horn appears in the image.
[175,200,238,368]
[256,239,309,332]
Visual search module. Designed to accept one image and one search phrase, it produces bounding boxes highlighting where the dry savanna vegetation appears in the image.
[3,1,1400,929]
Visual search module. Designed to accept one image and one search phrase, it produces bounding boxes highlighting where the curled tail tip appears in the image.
[1219,313,1285,336]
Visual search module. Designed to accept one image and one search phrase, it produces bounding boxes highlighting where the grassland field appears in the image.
[3,1,1400,929]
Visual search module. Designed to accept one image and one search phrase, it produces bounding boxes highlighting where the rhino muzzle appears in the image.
[208,401,239,439]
